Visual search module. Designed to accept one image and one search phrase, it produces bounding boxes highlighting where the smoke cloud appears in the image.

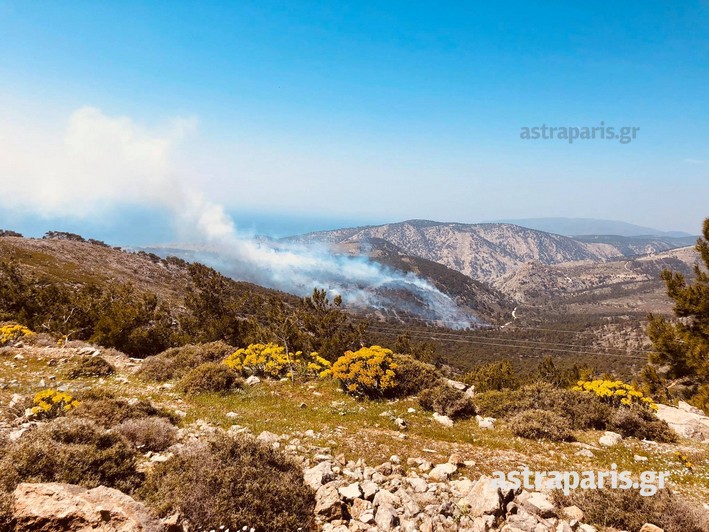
[0,106,475,326]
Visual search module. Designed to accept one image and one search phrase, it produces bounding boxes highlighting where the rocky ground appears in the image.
[2,343,709,531]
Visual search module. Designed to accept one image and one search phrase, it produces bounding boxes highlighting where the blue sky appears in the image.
[0,1,707,242]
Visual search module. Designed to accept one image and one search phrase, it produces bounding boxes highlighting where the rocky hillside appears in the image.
[292,220,694,283]
[495,246,700,308]
[333,238,515,324]
[573,234,697,257]
[0,233,280,304]
[1,340,708,531]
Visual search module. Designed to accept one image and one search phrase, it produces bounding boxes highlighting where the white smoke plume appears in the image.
[0,106,475,326]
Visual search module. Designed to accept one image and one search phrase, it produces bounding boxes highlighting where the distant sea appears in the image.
[0,206,382,246]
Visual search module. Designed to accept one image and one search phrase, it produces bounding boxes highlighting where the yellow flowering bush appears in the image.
[223,343,331,379]
[31,389,80,419]
[331,346,398,398]
[0,323,33,346]
[573,379,657,411]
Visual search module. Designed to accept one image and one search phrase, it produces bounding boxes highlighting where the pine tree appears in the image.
[647,218,709,384]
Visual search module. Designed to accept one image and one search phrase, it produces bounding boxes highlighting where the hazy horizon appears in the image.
[0,2,706,240]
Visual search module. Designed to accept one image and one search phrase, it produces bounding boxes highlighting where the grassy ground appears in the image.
[2,344,708,506]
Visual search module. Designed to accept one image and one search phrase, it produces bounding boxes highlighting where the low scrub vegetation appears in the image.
[509,409,574,442]
[30,389,80,420]
[475,382,675,442]
[574,379,657,410]
[463,360,518,392]
[552,488,709,532]
[0,323,33,346]
[69,389,177,428]
[331,345,398,398]
[607,406,677,442]
[113,417,178,452]
[138,341,236,381]
[418,383,476,420]
[179,362,243,395]
[391,354,442,396]
[223,342,331,380]
[139,434,315,531]
[65,355,116,378]
[0,417,142,496]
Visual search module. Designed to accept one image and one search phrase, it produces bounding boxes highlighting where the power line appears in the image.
[366,323,655,354]
[367,326,648,360]
[363,312,650,338]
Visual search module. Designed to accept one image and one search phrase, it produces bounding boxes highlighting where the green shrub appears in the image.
[113,417,178,452]
[689,383,709,415]
[471,389,513,419]
[608,406,677,443]
[70,389,177,428]
[139,434,315,531]
[475,381,673,441]
[509,409,574,442]
[552,488,709,532]
[138,341,235,381]
[391,354,443,397]
[473,382,558,419]
[65,355,116,378]
[463,360,518,392]
[0,417,142,496]
[179,362,242,395]
[418,383,476,420]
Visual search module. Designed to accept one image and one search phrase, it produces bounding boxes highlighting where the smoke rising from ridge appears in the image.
[0,106,475,326]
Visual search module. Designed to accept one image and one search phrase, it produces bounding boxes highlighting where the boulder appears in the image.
[395,488,421,517]
[304,461,335,491]
[446,379,468,391]
[458,475,504,517]
[678,401,704,415]
[598,431,623,447]
[256,430,280,444]
[506,507,538,531]
[639,524,664,532]
[428,463,457,482]
[315,482,343,520]
[12,482,162,532]
[374,503,399,531]
[562,505,584,521]
[406,477,428,493]
[244,375,261,386]
[361,480,379,500]
[655,403,709,442]
[349,498,373,522]
[432,413,454,427]
[337,482,362,500]
[519,491,556,518]
[373,489,400,510]
[476,415,496,429]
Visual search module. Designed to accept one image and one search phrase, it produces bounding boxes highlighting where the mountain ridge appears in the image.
[291,220,695,284]
[491,217,694,237]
